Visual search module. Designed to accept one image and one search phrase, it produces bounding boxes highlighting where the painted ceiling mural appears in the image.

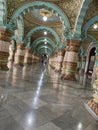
[4,0,98,56]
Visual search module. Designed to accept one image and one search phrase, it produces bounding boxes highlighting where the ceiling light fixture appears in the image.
[93,24,98,29]
[44,42,47,44]
[43,16,47,21]
[44,31,47,35]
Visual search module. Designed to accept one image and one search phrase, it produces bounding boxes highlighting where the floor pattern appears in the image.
[0,64,98,130]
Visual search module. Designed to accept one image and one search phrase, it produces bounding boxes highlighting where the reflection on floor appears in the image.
[0,64,98,130]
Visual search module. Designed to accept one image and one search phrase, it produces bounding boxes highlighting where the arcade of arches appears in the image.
[0,0,98,130]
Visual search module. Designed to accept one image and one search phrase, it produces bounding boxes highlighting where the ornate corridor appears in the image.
[0,0,98,130]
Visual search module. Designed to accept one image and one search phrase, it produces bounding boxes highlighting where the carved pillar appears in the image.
[53,55,57,70]
[85,48,98,120]
[55,50,65,72]
[61,39,81,80]
[7,41,16,70]
[76,56,81,81]
[24,48,32,66]
[49,56,54,69]
[14,44,25,67]
[79,56,87,83]
[0,28,13,70]
[32,53,39,64]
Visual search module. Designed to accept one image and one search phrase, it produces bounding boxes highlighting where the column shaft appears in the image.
[7,43,15,70]
[14,44,25,66]
[24,49,32,66]
[61,39,81,80]
[0,28,13,70]
[55,50,64,72]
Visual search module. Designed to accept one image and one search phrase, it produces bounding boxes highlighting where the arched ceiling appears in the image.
[6,0,98,57]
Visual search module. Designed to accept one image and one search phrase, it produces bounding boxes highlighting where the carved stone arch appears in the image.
[25,26,60,45]
[9,1,71,39]
[31,36,56,49]
[37,45,52,56]
[74,0,92,38]
[82,15,98,37]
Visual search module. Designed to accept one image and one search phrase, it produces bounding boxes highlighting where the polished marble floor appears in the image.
[0,63,98,130]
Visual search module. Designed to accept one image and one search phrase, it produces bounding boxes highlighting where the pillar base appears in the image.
[84,102,98,121]
[61,74,76,81]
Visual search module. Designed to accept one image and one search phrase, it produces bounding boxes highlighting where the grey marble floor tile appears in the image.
[0,106,10,120]
[0,116,24,130]
[0,64,97,130]
[34,122,62,130]
[22,98,47,109]
[71,105,94,127]
[85,122,98,130]
[3,99,31,116]
[52,111,86,130]
[13,106,58,129]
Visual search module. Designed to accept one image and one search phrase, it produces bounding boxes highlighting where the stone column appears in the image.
[76,56,81,81]
[49,56,54,69]
[7,42,15,70]
[85,48,98,120]
[32,53,39,64]
[79,56,86,84]
[14,44,25,67]
[55,50,65,73]
[61,39,81,80]
[52,54,57,70]
[23,48,33,72]
[0,28,13,70]
[24,48,32,66]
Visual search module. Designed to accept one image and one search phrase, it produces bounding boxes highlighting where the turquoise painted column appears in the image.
[0,0,7,26]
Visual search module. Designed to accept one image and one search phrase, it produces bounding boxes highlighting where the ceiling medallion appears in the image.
[39,9,53,18]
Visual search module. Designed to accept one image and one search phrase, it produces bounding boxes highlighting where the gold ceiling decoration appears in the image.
[39,9,53,17]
